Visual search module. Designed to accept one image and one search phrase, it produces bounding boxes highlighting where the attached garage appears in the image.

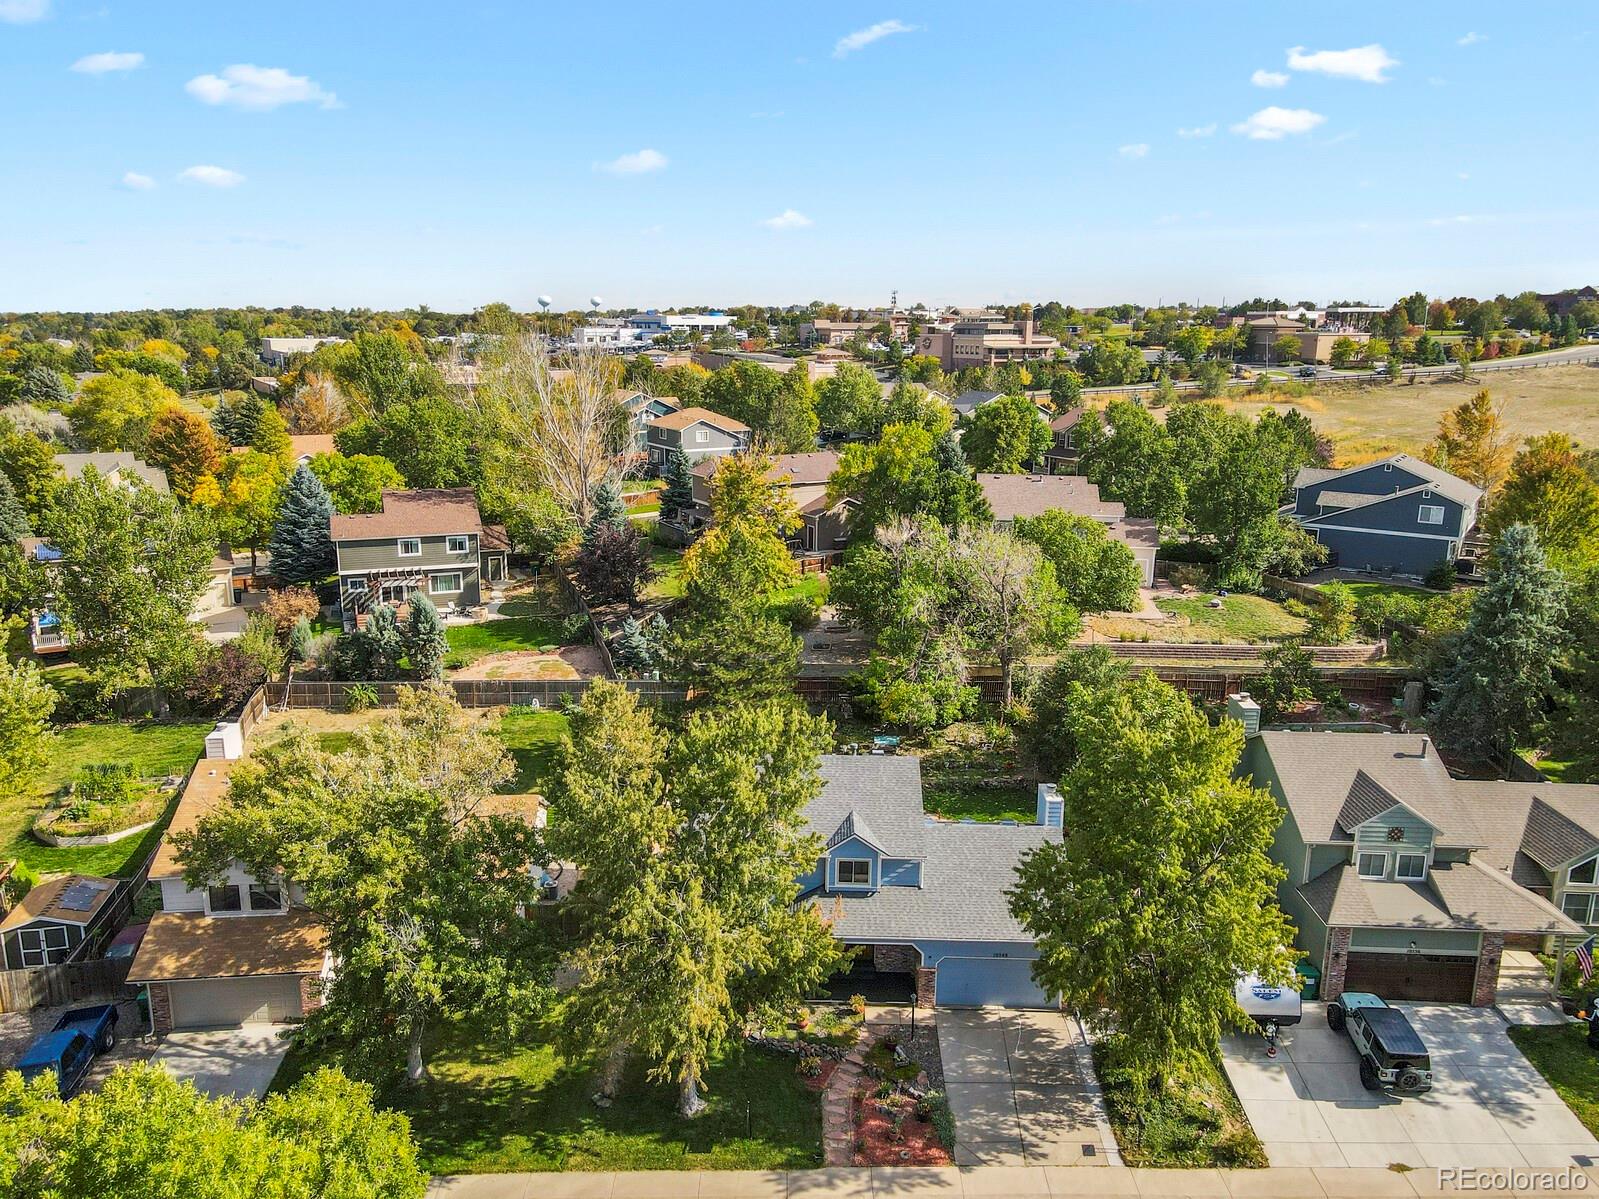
[934,956,1053,1008]
[1343,951,1476,1003]
[168,976,304,1030]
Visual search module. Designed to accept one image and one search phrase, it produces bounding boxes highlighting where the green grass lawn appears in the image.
[4,721,212,876]
[1508,1024,1599,1137]
[1153,594,1307,644]
[1093,1038,1266,1168]
[1323,580,1436,602]
[445,602,575,668]
[645,546,686,600]
[912,722,1036,823]
[270,1015,823,1175]
[496,709,571,794]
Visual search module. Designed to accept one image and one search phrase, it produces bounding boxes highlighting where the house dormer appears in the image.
[825,811,883,891]
[1335,771,1436,882]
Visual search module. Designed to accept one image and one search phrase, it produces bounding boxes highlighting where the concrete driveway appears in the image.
[151,1024,290,1100]
[935,1009,1118,1167]
[1221,1001,1599,1169]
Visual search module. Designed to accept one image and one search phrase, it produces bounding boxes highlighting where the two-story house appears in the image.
[797,755,1063,1008]
[977,473,1159,588]
[1241,728,1593,1006]
[1042,407,1086,474]
[613,390,682,462]
[331,489,509,629]
[1288,454,1482,577]
[686,451,854,554]
[127,760,329,1033]
[642,406,751,472]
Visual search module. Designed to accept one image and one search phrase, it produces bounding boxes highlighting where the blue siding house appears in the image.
[1288,453,1482,577]
[797,756,1063,1008]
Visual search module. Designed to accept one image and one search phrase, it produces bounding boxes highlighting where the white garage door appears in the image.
[935,957,1053,1008]
[169,976,303,1029]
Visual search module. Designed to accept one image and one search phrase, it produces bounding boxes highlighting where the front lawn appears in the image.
[3,721,212,876]
[1093,1038,1266,1168]
[496,709,571,794]
[1508,1023,1599,1137]
[270,1016,823,1175]
[1152,594,1307,644]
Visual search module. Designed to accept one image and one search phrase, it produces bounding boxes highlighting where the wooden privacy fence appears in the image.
[265,678,689,710]
[1089,640,1387,665]
[0,958,132,1014]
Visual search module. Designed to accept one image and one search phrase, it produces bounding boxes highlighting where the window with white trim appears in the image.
[695,429,709,443]
[207,884,243,913]
[835,858,873,886]
[248,882,285,912]
[1357,851,1388,880]
[1418,504,1445,526]
[1569,855,1597,885]
[446,535,470,554]
[397,537,421,557]
[346,578,368,593]
[1562,892,1596,925]
[1395,853,1427,881]
[430,572,463,595]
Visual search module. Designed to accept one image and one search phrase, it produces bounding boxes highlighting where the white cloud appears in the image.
[1457,31,1486,46]
[0,0,49,23]
[179,164,245,188]
[1231,106,1326,140]
[1251,69,1289,88]
[833,19,917,58]
[1177,123,1217,138]
[185,64,339,111]
[71,50,144,74]
[121,171,155,190]
[761,209,813,231]
[1118,143,1149,159]
[597,148,668,175]
[1286,44,1399,83]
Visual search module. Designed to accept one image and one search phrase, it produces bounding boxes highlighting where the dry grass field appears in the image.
[1215,364,1599,464]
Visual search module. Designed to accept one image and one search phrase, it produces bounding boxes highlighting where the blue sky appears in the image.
[2,0,1596,312]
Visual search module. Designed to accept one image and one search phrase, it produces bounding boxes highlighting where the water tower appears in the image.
[590,296,603,313]
[537,295,552,313]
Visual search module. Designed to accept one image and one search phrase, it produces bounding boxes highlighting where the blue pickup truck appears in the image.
[15,1004,119,1097]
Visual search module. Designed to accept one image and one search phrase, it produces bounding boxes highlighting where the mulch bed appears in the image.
[801,1059,840,1092]
[852,1092,952,1166]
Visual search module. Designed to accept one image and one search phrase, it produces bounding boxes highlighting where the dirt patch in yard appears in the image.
[450,644,607,679]
[0,996,152,1090]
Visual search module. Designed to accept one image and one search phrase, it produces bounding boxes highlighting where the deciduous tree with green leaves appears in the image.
[956,527,1079,706]
[961,394,1052,473]
[178,685,552,1084]
[0,657,57,798]
[1009,671,1296,1083]
[545,682,843,1116]
[1074,400,1185,531]
[1013,509,1142,613]
[68,368,178,453]
[308,450,406,514]
[1425,389,1512,494]
[1484,433,1599,572]
[1429,523,1567,764]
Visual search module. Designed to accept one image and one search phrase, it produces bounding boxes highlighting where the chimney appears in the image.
[1036,782,1064,828]
[1226,693,1262,737]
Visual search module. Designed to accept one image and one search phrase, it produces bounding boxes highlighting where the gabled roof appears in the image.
[150,760,235,879]
[1297,859,1581,936]
[127,908,327,983]
[1461,781,1599,874]
[329,488,485,541]
[1335,771,1415,835]
[54,452,169,494]
[651,406,750,434]
[0,874,118,931]
[1293,454,1482,510]
[691,450,839,483]
[805,756,926,859]
[826,809,882,852]
[951,390,1004,412]
[977,474,1125,523]
[1049,407,1085,433]
[1522,795,1599,869]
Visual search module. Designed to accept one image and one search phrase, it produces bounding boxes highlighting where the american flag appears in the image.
[1578,935,1596,984]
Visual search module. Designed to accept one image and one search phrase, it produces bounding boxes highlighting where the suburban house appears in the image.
[1241,728,1594,1005]
[259,336,345,368]
[613,389,681,461]
[331,488,509,628]
[950,390,1004,418]
[1288,454,1482,577]
[642,406,751,472]
[54,451,169,493]
[977,473,1159,587]
[128,759,329,1033]
[287,434,337,464]
[0,874,121,970]
[1042,407,1087,473]
[686,451,853,554]
[798,755,1062,1007]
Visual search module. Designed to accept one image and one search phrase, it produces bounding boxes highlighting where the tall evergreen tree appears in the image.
[337,603,404,680]
[660,449,694,523]
[1429,524,1567,763]
[584,479,627,546]
[20,364,70,408]
[267,464,336,585]
[403,593,449,680]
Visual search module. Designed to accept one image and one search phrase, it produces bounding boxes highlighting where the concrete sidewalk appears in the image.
[428,1163,1599,1197]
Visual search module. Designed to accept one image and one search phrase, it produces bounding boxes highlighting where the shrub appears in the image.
[795,1052,823,1079]
[180,641,269,716]
[1353,592,1426,638]
[1424,558,1458,592]
[303,630,340,669]
[344,682,379,712]
[848,993,868,1019]
[1306,582,1355,645]
[775,593,822,632]
[74,762,139,806]
[261,586,322,633]
[1168,562,1209,590]
[2,860,41,906]
[918,1090,956,1149]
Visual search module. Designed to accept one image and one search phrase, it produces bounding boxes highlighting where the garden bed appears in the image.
[851,1031,952,1166]
[1093,1036,1265,1168]
[31,763,180,846]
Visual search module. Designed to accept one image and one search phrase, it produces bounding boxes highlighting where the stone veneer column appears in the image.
[872,944,920,973]
[147,982,173,1036]
[1323,928,1352,1001]
[1472,933,1505,1007]
[914,967,936,1008]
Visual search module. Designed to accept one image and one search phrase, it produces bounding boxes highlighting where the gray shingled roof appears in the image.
[1293,466,1342,489]
[820,822,1061,943]
[1293,454,1482,510]
[1335,771,1407,834]
[54,452,169,494]
[1522,796,1599,870]
[1297,859,1581,936]
[1452,780,1599,875]
[825,809,881,852]
[806,757,927,860]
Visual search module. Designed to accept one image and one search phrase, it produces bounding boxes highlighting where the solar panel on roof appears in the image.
[59,879,112,909]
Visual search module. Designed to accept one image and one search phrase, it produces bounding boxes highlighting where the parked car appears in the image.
[1296,365,1319,378]
[1327,992,1432,1094]
[14,1004,119,1097]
